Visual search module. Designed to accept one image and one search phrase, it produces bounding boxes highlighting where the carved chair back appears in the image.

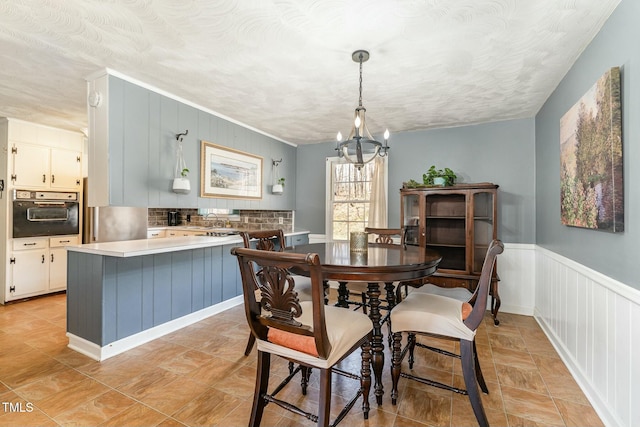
[365,227,405,248]
[241,229,286,252]
[231,247,331,359]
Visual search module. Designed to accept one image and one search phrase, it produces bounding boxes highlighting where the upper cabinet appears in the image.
[11,142,82,190]
[2,118,84,192]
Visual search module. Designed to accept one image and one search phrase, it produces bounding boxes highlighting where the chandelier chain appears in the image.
[358,54,364,108]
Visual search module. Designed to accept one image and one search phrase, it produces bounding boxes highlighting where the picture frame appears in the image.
[200,141,263,199]
[559,66,623,232]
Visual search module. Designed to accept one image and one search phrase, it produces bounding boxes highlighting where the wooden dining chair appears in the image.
[240,230,313,357]
[341,228,405,343]
[232,247,373,427]
[389,240,503,427]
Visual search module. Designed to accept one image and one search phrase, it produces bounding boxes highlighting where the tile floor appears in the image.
[0,292,604,427]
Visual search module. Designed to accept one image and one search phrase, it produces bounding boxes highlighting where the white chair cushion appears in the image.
[257,301,373,369]
[409,283,473,302]
[390,292,475,341]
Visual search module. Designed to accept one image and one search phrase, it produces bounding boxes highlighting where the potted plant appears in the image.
[272,177,285,194]
[423,165,456,186]
[172,167,191,194]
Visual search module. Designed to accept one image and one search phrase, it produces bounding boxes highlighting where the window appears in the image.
[325,157,387,241]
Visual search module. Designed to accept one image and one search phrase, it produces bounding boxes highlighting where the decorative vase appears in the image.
[433,177,446,186]
[172,177,191,194]
[350,232,368,253]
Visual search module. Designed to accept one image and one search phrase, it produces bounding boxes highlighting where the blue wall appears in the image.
[297,2,639,290]
[535,0,638,289]
[106,75,297,210]
[296,118,536,244]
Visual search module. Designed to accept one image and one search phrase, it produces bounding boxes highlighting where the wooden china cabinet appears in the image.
[400,182,502,324]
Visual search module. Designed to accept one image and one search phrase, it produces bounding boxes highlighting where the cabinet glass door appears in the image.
[473,191,494,273]
[402,193,420,246]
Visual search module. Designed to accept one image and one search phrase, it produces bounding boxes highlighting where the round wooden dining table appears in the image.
[286,241,441,404]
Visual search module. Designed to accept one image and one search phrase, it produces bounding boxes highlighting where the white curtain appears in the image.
[367,156,387,228]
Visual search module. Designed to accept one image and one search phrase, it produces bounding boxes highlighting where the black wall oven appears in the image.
[12,190,79,238]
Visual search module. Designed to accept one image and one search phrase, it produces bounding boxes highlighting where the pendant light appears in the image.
[335,50,389,169]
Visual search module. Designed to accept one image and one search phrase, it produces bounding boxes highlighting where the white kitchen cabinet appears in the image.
[48,236,79,291]
[7,235,79,301]
[48,247,68,291]
[50,148,83,189]
[147,229,166,239]
[148,228,204,238]
[166,229,203,237]
[1,118,85,303]
[11,143,49,188]
[9,238,49,299]
[11,142,82,190]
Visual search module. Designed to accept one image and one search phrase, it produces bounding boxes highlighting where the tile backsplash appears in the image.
[148,208,293,232]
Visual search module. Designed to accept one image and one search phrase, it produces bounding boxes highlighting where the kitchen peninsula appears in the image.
[66,231,309,361]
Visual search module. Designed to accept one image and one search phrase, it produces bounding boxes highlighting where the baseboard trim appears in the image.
[67,296,243,361]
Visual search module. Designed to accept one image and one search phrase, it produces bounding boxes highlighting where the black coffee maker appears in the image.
[168,211,180,226]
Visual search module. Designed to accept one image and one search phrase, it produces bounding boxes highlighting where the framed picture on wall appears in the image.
[200,141,263,199]
[559,66,623,232]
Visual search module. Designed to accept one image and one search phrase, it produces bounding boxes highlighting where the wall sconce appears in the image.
[172,130,190,194]
[272,158,284,194]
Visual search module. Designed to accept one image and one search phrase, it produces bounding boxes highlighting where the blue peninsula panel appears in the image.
[67,246,228,346]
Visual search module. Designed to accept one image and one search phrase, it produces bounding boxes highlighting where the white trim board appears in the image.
[68,296,243,361]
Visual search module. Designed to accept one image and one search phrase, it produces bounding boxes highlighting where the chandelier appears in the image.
[335,50,389,169]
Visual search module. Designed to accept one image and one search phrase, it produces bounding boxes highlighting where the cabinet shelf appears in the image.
[427,243,466,249]
[427,216,466,220]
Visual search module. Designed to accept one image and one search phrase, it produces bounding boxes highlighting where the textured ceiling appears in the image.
[0,0,620,145]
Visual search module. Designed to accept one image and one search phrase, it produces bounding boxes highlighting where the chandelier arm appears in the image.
[356,141,364,165]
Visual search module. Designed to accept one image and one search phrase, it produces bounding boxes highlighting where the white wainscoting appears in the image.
[496,243,536,316]
[535,246,640,427]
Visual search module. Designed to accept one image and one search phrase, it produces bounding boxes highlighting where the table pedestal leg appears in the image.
[336,281,349,308]
[322,280,329,305]
[384,282,396,309]
[490,279,501,325]
[367,282,384,405]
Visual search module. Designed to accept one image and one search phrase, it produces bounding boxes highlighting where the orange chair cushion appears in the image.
[461,302,472,320]
[267,328,319,357]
